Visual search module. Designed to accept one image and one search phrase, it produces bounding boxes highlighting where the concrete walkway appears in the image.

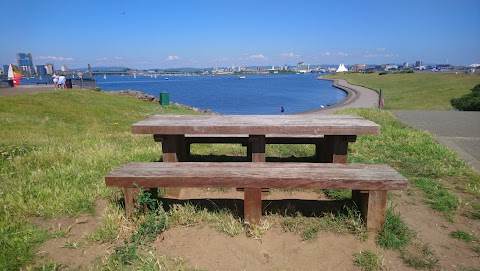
[303,78,480,173]
[393,110,480,172]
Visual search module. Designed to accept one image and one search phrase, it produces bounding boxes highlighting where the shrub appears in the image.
[450,84,480,111]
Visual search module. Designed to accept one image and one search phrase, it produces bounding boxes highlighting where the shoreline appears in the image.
[0,79,379,114]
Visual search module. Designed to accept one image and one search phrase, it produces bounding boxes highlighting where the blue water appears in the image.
[24,74,346,115]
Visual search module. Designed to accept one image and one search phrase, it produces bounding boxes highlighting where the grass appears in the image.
[324,72,480,110]
[2,87,480,269]
[0,90,195,270]
[354,250,383,271]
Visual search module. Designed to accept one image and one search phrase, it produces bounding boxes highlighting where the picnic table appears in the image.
[106,114,407,230]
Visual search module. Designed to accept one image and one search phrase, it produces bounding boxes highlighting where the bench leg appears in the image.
[244,188,262,224]
[321,135,349,163]
[124,188,140,218]
[353,190,387,231]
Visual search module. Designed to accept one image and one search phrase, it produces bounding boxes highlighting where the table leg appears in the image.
[320,135,349,163]
[243,135,266,224]
[161,135,186,198]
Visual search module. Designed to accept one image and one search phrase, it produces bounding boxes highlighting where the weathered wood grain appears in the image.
[132,115,380,135]
[106,162,407,190]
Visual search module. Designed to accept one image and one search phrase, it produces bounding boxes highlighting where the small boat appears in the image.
[165,77,168,80]
[104,74,107,79]
[238,76,246,79]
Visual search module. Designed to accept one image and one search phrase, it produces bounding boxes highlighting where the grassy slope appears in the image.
[325,72,480,110]
[1,87,479,270]
[0,90,196,270]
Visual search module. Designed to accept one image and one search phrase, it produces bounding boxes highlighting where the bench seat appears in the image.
[105,162,407,230]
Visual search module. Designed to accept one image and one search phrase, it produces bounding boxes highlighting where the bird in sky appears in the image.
[121,11,126,15]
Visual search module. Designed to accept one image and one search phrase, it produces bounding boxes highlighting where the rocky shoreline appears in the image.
[107,90,217,114]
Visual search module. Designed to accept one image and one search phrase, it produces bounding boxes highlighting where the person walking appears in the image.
[280,106,285,115]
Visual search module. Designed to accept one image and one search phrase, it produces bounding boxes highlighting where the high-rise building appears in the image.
[17,53,36,76]
[36,65,47,75]
[415,60,423,67]
[297,62,310,73]
[45,63,55,75]
[61,65,68,72]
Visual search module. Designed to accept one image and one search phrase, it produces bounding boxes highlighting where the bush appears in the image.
[379,72,388,75]
[450,84,480,111]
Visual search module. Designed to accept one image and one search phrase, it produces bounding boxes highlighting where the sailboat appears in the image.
[7,64,22,86]
[104,74,107,79]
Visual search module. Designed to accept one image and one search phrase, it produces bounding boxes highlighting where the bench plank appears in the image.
[106,162,407,190]
[105,162,407,230]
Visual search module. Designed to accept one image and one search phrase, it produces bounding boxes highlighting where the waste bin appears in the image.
[160,92,170,106]
[65,78,73,89]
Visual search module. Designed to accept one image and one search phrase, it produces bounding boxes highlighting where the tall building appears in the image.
[36,65,47,75]
[415,60,423,67]
[17,53,36,76]
[45,63,55,75]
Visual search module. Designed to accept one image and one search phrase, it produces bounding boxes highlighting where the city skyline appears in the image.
[1,0,479,70]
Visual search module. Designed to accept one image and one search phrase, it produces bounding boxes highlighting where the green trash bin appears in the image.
[160,92,170,106]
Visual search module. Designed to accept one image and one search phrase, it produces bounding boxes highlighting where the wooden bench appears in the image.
[105,162,407,230]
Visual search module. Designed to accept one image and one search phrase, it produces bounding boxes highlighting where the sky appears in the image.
[1,0,479,70]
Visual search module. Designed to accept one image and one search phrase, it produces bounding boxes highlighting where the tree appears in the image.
[450,84,480,111]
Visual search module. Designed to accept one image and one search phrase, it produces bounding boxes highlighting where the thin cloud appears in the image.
[114,56,123,60]
[167,55,180,61]
[248,54,267,60]
[35,55,74,61]
[364,53,396,58]
[282,52,300,58]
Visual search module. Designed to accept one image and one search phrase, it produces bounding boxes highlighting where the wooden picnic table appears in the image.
[130,114,381,222]
[132,114,380,163]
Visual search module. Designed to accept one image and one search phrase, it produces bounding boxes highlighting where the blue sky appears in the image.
[1,0,479,69]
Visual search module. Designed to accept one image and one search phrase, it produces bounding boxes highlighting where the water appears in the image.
[24,74,347,115]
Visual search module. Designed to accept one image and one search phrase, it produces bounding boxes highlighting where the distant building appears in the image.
[415,60,423,67]
[403,62,409,68]
[383,64,398,71]
[36,65,47,75]
[17,52,36,76]
[3,65,9,76]
[45,63,55,75]
[297,62,310,73]
[61,65,68,72]
[350,64,366,72]
[336,63,348,73]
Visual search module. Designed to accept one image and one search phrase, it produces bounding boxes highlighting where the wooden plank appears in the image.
[105,162,408,190]
[132,115,380,136]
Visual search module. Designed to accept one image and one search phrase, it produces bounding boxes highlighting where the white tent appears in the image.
[336,63,348,73]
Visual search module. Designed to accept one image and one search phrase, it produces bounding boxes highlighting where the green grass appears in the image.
[325,72,480,110]
[2,89,480,270]
[354,250,383,271]
[0,90,195,270]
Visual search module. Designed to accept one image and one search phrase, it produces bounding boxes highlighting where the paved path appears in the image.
[303,78,480,172]
[393,110,480,172]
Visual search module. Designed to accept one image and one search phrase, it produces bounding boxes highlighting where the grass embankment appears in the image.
[1,90,479,270]
[325,72,480,110]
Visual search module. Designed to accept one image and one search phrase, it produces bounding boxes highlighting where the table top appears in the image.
[132,114,380,135]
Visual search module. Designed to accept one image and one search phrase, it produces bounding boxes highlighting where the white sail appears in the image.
[7,64,14,79]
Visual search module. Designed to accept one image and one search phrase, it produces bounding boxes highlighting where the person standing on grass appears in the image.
[52,75,58,89]
[58,75,66,89]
